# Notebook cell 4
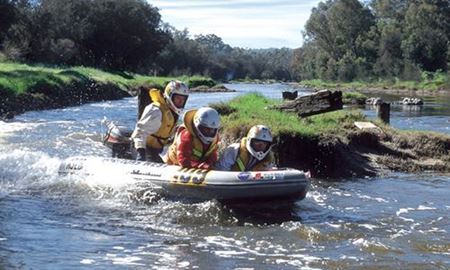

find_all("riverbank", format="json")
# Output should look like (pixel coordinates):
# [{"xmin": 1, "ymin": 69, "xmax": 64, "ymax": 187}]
[
  {"xmin": 190, "ymin": 84, "xmax": 236, "ymax": 92},
  {"xmin": 300, "ymin": 76, "xmax": 450, "ymax": 96},
  {"xmin": 0, "ymin": 62, "xmax": 215, "ymax": 119},
  {"xmin": 212, "ymin": 94, "xmax": 450, "ymax": 178}
]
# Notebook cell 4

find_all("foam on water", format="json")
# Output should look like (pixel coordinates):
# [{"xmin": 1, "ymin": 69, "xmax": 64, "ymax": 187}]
[
  {"xmin": 0, "ymin": 150, "xmax": 61, "ymax": 192},
  {"xmin": 0, "ymin": 120, "xmax": 44, "ymax": 134}
]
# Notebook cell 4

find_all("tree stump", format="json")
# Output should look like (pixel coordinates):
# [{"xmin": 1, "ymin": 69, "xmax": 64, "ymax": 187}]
[
  {"xmin": 376, "ymin": 102, "xmax": 390, "ymax": 124},
  {"xmin": 282, "ymin": 91, "xmax": 298, "ymax": 100}
]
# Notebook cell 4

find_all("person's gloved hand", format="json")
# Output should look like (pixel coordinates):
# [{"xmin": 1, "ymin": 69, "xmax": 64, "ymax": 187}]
[{"xmin": 136, "ymin": 148, "xmax": 146, "ymax": 161}]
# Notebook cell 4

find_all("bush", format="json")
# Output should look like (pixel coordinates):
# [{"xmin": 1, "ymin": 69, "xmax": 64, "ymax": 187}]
[
  {"xmin": 188, "ymin": 78, "xmax": 216, "ymax": 88},
  {"xmin": 209, "ymin": 102, "xmax": 236, "ymax": 116}
]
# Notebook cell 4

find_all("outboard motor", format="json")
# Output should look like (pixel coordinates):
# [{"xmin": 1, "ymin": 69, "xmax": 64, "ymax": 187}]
[{"xmin": 102, "ymin": 120, "xmax": 133, "ymax": 159}]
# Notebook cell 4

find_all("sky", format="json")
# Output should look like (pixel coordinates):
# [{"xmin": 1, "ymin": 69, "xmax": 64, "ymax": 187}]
[{"xmin": 149, "ymin": 0, "xmax": 322, "ymax": 49}]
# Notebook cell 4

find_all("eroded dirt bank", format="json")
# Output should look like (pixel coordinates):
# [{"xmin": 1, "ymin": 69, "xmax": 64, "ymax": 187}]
[
  {"xmin": 0, "ymin": 81, "xmax": 131, "ymax": 120},
  {"xmin": 280, "ymin": 129, "xmax": 449, "ymax": 178},
  {"xmin": 223, "ymin": 127, "xmax": 450, "ymax": 179}
]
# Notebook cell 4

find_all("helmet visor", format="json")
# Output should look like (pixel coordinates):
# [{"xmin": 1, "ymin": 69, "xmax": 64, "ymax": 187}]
[
  {"xmin": 198, "ymin": 125, "xmax": 218, "ymax": 138},
  {"xmin": 171, "ymin": 94, "xmax": 188, "ymax": 109},
  {"xmin": 250, "ymin": 139, "xmax": 271, "ymax": 153}
]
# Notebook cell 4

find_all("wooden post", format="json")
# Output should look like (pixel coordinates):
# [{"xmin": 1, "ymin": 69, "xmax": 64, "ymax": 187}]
[{"xmin": 376, "ymin": 102, "xmax": 390, "ymax": 124}]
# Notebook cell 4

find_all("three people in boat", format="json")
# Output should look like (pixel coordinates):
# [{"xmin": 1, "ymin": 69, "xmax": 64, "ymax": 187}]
[
  {"xmin": 131, "ymin": 80, "xmax": 189, "ymax": 162},
  {"xmin": 132, "ymin": 82, "xmax": 274, "ymax": 171}
]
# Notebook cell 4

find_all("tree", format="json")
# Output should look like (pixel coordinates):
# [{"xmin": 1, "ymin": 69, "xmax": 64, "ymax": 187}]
[
  {"xmin": 302, "ymin": 0, "xmax": 375, "ymax": 81},
  {"xmin": 374, "ymin": 22, "xmax": 403, "ymax": 77},
  {"xmin": 370, "ymin": 0, "xmax": 409, "ymax": 22},
  {"xmin": 305, "ymin": 0, "xmax": 375, "ymax": 59},
  {"xmin": 83, "ymin": 0, "xmax": 170, "ymax": 71},
  {"xmin": 0, "ymin": 0, "xmax": 17, "ymax": 46},
  {"xmin": 156, "ymin": 27, "xmax": 209, "ymax": 76},
  {"xmin": 3, "ymin": 0, "xmax": 170, "ymax": 70},
  {"xmin": 1, "ymin": 0, "xmax": 33, "ymax": 60},
  {"xmin": 401, "ymin": 0, "xmax": 450, "ymax": 71}
]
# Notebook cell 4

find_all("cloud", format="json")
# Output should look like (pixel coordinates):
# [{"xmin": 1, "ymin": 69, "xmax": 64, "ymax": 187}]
[{"xmin": 149, "ymin": 0, "xmax": 321, "ymax": 48}]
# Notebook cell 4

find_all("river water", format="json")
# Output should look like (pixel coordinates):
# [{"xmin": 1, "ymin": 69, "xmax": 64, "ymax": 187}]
[{"xmin": 0, "ymin": 83, "xmax": 449, "ymax": 269}]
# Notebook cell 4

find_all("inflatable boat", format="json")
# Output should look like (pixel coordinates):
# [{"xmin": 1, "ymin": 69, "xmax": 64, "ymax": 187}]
[{"xmin": 59, "ymin": 156, "xmax": 309, "ymax": 203}]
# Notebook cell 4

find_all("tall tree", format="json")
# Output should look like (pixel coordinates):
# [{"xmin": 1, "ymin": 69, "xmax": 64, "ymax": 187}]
[
  {"xmin": 374, "ymin": 22, "xmax": 403, "ymax": 77},
  {"xmin": 305, "ymin": 0, "xmax": 375, "ymax": 60},
  {"xmin": 83, "ymin": 0, "xmax": 170, "ymax": 71},
  {"xmin": 0, "ymin": 0, "xmax": 17, "ymax": 46},
  {"xmin": 401, "ymin": 0, "xmax": 450, "ymax": 71},
  {"xmin": 370, "ymin": 0, "xmax": 409, "ymax": 21}
]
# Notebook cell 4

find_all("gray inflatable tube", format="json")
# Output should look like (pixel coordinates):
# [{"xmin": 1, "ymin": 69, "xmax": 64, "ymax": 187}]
[{"xmin": 59, "ymin": 156, "xmax": 310, "ymax": 202}]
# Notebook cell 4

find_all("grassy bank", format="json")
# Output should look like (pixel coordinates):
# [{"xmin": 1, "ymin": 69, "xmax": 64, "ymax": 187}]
[
  {"xmin": 0, "ymin": 62, "xmax": 215, "ymax": 118},
  {"xmin": 0, "ymin": 62, "xmax": 214, "ymax": 95},
  {"xmin": 213, "ymin": 94, "xmax": 450, "ymax": 178},
  {"xmin": 301, "ymin": 72, "xmax": 450, "ymax": 92},
  {"xmin": 212, "ymin": 93, "xmax": 366, "ymax": 138}
]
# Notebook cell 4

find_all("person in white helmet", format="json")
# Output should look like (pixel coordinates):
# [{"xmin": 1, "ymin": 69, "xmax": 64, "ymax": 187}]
[
  {"xmin": 131, "ymin": 80, "xmax": 189, "ymax": 162},
  {"xmin": 216, "ymin": 125, "xmax": 274, "ymax": 171},
  {"xmin": 165, "ymin": 107, "xmax": 220, "ymax": 169}
]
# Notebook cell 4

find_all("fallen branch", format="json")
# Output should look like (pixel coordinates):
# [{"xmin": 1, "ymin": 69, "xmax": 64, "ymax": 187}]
[{"xmin": 270, "ymin": 90, "xmax": 343, "ymax": 117}]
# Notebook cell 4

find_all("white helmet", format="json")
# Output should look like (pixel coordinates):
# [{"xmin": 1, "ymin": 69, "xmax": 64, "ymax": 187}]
[
  {"xmin": 246, "ymin": 125, "xmax": 273, "ymax": 160},
  {"xmin": 163, "ymin": 80, "xmax": 189, "ymax": 115},
  {"xmin": 193, "ymin": 107, "xmax": 220, "ymax": 144}
]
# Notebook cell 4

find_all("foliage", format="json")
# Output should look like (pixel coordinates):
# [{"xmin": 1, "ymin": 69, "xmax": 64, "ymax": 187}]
[
  {"xmin": 0, "ymin": 0, "xmax": 16, "ymax": 45},
  {"xmin": 401, "ymin": 0, "xmax": 450, "ymax": 72},
  {"xmin": 0, "ymin": 0, "xmax": 298, "ymax": 81},
  {"xmin": 295, "ymin": 0, "xmax": 450, "ymax": 87},
  {"xmin": 1, "ymin": 0, "xmax": 169, "ymax": 71},
  {"xmin": 1, "ymin": 0, "xmax": 450, "ymax": 87},
  {"xmin": 187, "ymin": 78, "xmax": 216, "ymax": 88},
  {"xmin": 209, "ymin": 102, "xmax": 237, "ymax": 116},
  {"xmin": 301, "ymin": 71, "xmax": 450, "ymax": 91}
]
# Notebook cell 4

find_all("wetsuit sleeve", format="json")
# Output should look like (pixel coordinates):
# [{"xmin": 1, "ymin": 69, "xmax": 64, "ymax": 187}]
[{"xmin": 131, "ymin": 104, "xmax": 162, "ymax": 149}]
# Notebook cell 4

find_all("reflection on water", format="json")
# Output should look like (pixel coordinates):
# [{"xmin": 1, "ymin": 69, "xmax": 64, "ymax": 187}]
[{"xmin": 0, "ymin": 83, "xmax": 449, "ymax": 269}]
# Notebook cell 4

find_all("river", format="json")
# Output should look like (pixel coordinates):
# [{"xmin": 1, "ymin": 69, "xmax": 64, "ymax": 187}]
[{"xmin": 0, "ymin": 83, "xmax": 449, "ymax": 269}]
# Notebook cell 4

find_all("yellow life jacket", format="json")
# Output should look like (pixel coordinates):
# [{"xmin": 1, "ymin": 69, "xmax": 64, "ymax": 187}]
[
  {"xmin": 231, "ymin": 137, "xmax": 273, "ymax": 171},
  {"xmin": 145, "ymin": 89, "xmax": 177, "ymax": 149},
  {"xmin": 166, "ymin": 109, "xmax": 218, "ymax": 165}
]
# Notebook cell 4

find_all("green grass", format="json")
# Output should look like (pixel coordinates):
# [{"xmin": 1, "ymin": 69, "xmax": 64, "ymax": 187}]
[
  {"xmin": 0, "ymin": 62, "xmax": 213, "ymax": 95},
  {"xmin": 343, "ymin": 91, "xmax": 367, "ymax": 99},
  {"xmin": 301, "ymin": 73, "xmax": 450, "ymax": 92},
  {"xmin": 212, "ymin": 93, "xmax": 367, "ymax": 138}
]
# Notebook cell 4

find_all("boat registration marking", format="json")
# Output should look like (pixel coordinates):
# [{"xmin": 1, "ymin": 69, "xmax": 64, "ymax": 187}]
[
  {"xmin": 237, "ymin": 172, "xmax": 285, "ymax": 181},
  {"xmin": 253, "ymin": 172, "xmax": 285, "ymax": 181}
]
